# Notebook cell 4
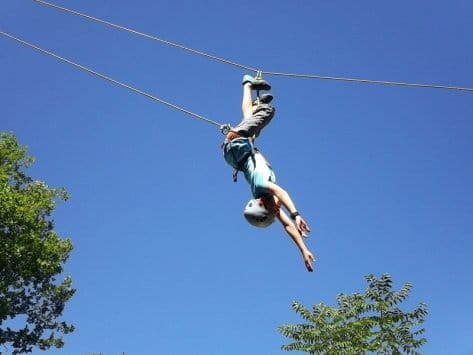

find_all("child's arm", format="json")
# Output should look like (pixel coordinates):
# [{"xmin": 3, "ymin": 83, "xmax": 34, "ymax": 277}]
[
  {"xmin": 266, "ymin": 182, "xmax": 311, "ymax": 236},
  {"xmin": 275, "ymin": 208, "xmax": 315, "ymax": 272},
  {"xmin": 265, "ymin": 182, "xmax": 315, "ymax": 271}
]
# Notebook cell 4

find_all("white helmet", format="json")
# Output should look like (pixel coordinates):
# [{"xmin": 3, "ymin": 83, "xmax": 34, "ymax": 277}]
[{"xmin": 243, "ymin": 198, "xmax": 275, "ymax": 228}]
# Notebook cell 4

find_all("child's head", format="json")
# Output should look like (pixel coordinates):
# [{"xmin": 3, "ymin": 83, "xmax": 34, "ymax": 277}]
[{"xmin": 243, "ymin": 196, "xmax": 277, "ymax": 228}]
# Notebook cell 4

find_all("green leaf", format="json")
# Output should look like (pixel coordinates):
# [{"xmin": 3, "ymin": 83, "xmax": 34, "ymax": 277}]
[
  {"xmin": 278, "ymin": 273, "xmax": 428, "ymax": 354},
  {"xmin": 0, "ymin": 132, "xmax": 75, "ymax": 353}
]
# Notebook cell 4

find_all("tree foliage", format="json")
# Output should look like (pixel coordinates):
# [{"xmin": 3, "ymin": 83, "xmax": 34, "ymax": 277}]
[
  {"xmin": 0, "ymin": 132, "xmax": 75, "ymax": 353},
  {"xmin": 278, "ymin": 274, "xmax": 427, "ymax": 354}
]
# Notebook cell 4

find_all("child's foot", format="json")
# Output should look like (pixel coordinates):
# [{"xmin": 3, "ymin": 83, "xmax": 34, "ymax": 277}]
[{"xmin": 242, "ymin": 74, "xmax": 271, "ymax": 91}]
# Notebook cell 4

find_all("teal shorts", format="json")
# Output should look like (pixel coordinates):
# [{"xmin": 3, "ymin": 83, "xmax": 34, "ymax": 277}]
[{"xmin": 223, "ymin": 137, "xmax": 277, "ymax": 198}]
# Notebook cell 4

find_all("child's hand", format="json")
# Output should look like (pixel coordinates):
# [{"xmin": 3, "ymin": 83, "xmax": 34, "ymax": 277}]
[
  {"xmin": 295, "ymin": 215, "xmax": 311, "ymax": 237},
  {"xmin": 303, "ymin": 251, "xmax": 315, "ymax": 272}
]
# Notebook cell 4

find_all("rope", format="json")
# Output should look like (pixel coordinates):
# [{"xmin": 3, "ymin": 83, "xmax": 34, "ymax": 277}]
[
  {"xmin": 33, "ymin": 0, "xmax": 473, "ymax": 93},
  {"xmin": 32, "ymin": 0, "xmax": 257, "ymax": 73},
  {"xmin": 0, "ymin": 30, "xmax": 224, "ymax": 129},
  {"xmin": 261, "ymin": 71, "xmax": 473, "ymax": 92}
]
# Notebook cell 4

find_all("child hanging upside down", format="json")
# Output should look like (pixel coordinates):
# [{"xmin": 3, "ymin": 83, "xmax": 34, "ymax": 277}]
[{"xmin": 222, "ymin": 74, "xmax": 315, "ymax": 272}]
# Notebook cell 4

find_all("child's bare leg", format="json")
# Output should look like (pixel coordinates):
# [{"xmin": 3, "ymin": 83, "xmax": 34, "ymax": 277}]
[{"xmin": 241, "ymin": 83, "xmax": 253, "ymax": 118}]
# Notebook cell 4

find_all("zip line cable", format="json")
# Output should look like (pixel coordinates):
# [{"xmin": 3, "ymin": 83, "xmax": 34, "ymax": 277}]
[
  {"xmin": 259, "ymin": 71, "xmax": 473, "ymax": 92},
  {"xmin": 32, "ymin": 0, "xmax": 256, "ymax": 73},
  {"xmin": 0, "ymin": 31, "xmax": 225, "ymax": 130},
  {"xmin": 33, "ymin": 0, "xmax": 473, "ymax": 93}
]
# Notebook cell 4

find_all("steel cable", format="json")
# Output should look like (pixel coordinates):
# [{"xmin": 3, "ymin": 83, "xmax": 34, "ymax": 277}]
[
  {"xmin": 33, "ymin": 0, "xmax": 473, "ymax": 93},
  {"xmin": 0, "ymin": 30, "xmax": 224, "ymax": 128}
]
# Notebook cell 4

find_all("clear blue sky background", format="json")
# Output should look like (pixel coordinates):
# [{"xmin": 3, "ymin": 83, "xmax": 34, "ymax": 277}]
[{"xmin": 1, "ymin": 1, "xmax": 472, "ymax": 354}]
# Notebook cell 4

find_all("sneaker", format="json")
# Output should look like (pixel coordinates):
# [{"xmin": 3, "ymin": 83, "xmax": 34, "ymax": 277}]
[
  {"xmin": 242, "ymin": 74, "xmax": 255, "ymax": 86},
  {"xmin": 242, "ymin": 74, "xmax": 271, "ymax": 91},
  {"xmin": 252, "ymin": 93, "xmax": 273, "ymax": 106}
]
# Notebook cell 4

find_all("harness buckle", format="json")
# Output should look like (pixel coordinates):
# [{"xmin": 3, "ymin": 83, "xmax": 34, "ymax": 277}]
[{"xmin": 220, "ymin": 123, "xmax": 231, "ymax": 135}]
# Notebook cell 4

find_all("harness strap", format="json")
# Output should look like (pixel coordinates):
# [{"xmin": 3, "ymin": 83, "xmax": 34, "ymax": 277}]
[
  {"xmin": 232, "ymin": 151, "xmax": 251, "ymax": 182},
  {"xmin": 247, "ymin": 135, "xmax": 257, "ymax": 156},
  {"xmin": 232, "ymin": 168, "xmax": 239, "ymax": 182}
]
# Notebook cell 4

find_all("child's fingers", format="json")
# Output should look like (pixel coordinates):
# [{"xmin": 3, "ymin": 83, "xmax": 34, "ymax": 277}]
[
  {"xmin": 305, "ymin": 260, "xmax": 314, "ymax": 272},
  {"xmin": 298, "ymin": 221, "xmax": 310, "ymax": 234}
]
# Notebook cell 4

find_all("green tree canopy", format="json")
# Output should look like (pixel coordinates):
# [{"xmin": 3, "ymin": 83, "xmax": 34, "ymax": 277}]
[
  {"xmin": 279, "ymin": 274, "xmax": 427, "ymax": 354},
  {"xmin": 0, "ymin": 132, "xmax": 75, "ymax": 354}
]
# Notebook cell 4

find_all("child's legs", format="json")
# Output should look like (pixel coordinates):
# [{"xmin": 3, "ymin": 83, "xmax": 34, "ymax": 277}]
[
  {"xmin": 241, "ymin": 83, "xmax": 253, "ymax": 118},
  {"xmin": 234, "ymin": 82, "xmax": 275, "ymax": 138}
]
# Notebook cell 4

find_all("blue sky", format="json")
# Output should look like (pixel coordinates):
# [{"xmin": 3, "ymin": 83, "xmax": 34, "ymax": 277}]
[{"xmin": 1, "ymin": 0, "xmax": 472, "ymax": 354}]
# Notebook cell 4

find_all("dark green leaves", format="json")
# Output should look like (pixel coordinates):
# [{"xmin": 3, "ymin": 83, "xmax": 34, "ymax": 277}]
[
  {"xmin": 0, "ymin": 132, "xmax": 75, "ymax": 354},
  {"xmin": 278, "ymin": 274, "xmax": 428, "ymax": 354}
]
